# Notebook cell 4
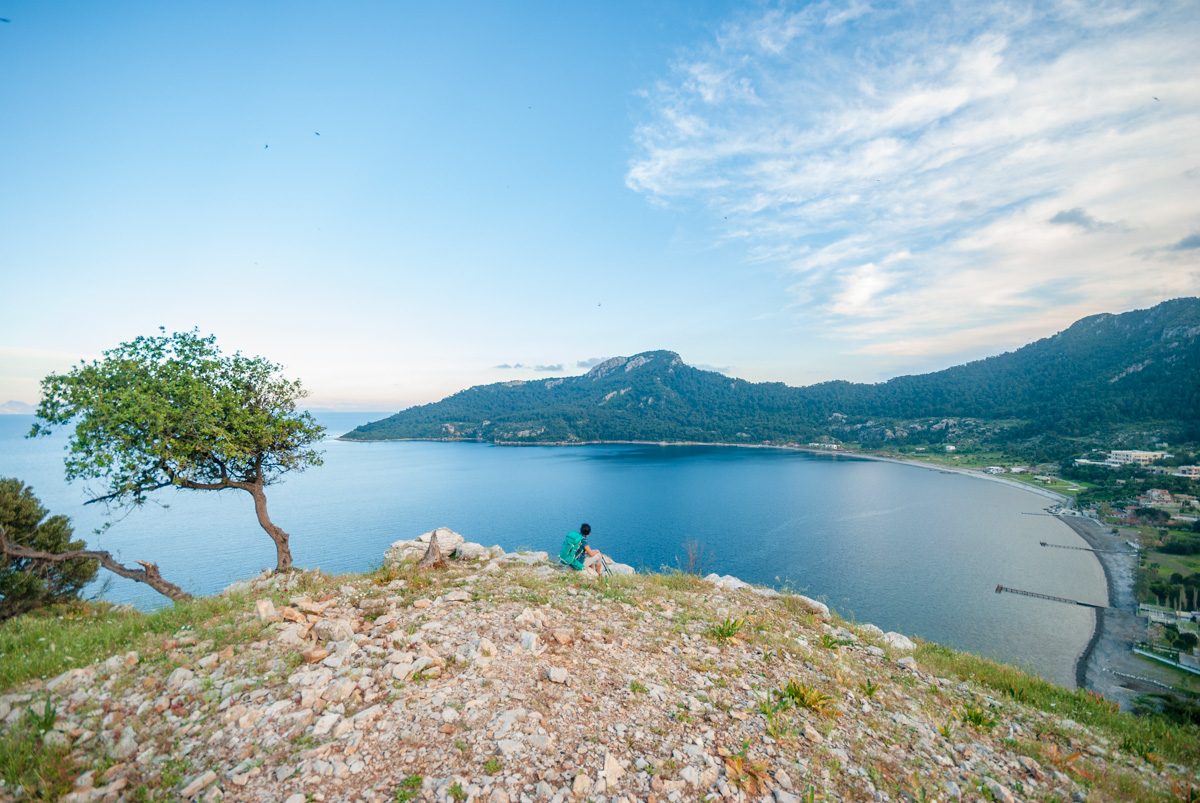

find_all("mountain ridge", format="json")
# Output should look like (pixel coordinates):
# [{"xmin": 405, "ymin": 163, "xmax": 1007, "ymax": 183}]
[{"xmin": 343, "ymin": 298, "xmax": 1200, "ymax": 456}]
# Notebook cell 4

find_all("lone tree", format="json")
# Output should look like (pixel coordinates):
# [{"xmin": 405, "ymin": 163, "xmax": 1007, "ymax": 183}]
[
  {"xmin": 0, "ymin": 478, "xmax": 99, "ymax": 621},
  {"xmin": 31, "ymin": 330, "xmax": 325, "ymax": 572}
]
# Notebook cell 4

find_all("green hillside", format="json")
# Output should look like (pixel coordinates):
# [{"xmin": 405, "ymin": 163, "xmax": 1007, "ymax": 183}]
[{"xmin": 343, "ymin": 298, "xmax": 1200, "ymax": 455}]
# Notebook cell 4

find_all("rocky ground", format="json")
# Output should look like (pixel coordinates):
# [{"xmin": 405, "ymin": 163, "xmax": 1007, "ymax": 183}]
[{"xmin": 0, "ymin": 529, "xmax": 1194, "ymax": 803}]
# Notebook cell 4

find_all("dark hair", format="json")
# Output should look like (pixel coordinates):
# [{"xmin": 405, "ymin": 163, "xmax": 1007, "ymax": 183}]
[{"xmin": 580, "ymin": 523, "xmax": 591, "ymax": 536}]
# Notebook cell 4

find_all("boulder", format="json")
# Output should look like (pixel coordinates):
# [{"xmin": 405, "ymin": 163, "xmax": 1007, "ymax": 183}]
[
  {"xmin": 385, "ymin": 527, "xmax": 466, "ymax": 564},
  {"xmin": 788, "ymin": 595, "xmax": 829, "ymax": 620},
  {"xmin": 454, "ymin": 542, "xmax": 492, "ymax": 561},
  {"xmin": 705, "ymin": 574, "xmax": 750, "ymax": 590},
  {"xmin": 313, "ymin": 619, "xmax": 356, "ymax": 642},
  {"xmin": 884, "ymin": 631, "xmax": 916, "ymax": 652}
]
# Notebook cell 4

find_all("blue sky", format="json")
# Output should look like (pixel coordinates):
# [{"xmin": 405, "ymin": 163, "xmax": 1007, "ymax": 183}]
[{"xmin": 2, "ymin": 1, "xmax": 1197, "ymax": 410}]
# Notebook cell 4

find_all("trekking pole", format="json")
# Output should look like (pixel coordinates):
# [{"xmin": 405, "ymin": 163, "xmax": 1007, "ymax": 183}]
[{"xmin": 600, "ymin": 555, "xmax": 614, "ymax": 578}]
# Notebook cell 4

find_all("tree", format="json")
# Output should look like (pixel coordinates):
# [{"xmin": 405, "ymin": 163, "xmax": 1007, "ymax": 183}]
[
  {"xmin": 0, "ymin": 478, "xmax": 98, "ymax": 621},
  {"xmin": 30, "ymin": 330, "xmax": 324, "ymax": 571}
]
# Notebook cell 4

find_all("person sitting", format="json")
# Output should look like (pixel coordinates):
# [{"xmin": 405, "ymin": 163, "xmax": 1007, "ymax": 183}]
[{"xmin": 558, "ymin": 523, "xmax": 602, "ymax": 576}]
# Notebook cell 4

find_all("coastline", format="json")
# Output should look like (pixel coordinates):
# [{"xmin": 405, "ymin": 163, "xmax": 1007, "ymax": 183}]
[
  {"xmin": 1055, "ymin": 515, "xmax": 1154, "ymax": 709},
  {"xmin": 338, "ymin": 436, "xmax": 1125, "ymax": 696}
]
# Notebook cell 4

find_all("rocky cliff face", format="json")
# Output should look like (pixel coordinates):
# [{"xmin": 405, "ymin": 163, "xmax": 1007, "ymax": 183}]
[{"xmin": 0, "ymin": 534, "xmax": 1194, "ymax": 802}]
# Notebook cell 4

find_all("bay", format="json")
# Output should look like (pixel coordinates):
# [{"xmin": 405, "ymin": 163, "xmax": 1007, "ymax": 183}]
[{"xmin": 0, "ymin": 411, "xmax": 1105, "ymax": 688}]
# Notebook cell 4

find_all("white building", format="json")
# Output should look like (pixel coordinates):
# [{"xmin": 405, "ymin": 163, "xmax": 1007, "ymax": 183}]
[
  {"xmin": 1176, "ymin": 466, "xmax": 1200, "ymax": 479},
  {"xmin": 1107, "ymin": 450, "xmax": 1169, "ymax": 467}
]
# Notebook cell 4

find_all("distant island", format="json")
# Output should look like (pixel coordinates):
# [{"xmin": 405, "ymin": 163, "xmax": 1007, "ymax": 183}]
[
  {"xmin": 343, "ymin": 298, "xmax": 1200, "ymax": 462},
  {"xmin": 0, "ymin": 400, "xmax": 35, "ymax": 415}
]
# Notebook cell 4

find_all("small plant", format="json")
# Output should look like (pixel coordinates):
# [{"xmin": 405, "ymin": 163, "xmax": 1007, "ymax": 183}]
[
  {"xmin": 780, "ymin": 679, "xmax": 835, "ymax": 715},
  {"xmin": 818, "ymin": 633, "xmax": 852, "ymax": 650},
  {"xmin": 447, "ymin": 781, "xmax": 467, "ymax": 802},
  {"xmin": 937, "ymin": 720, "xmax": 955, "ymax": 740},
  {"xmin": 859, "ymin": 679, "xmax": 878, "ymax": 699},
  {"xmin": 723, "ymin": 755, "xmax": 769, "ymax": 796},
  {"xmin": 393, "ymin": 774, "xmax": 423, "ymax": 803},
  {"xmin": 630, "ymin": 680, "xmax": 648, "ymax": 694},
  {"xmin": 25, "ymin": 695, "xmax": 58, "ymax": 735},
  {"xmin": 706, "ymin": 616, "xmax": 745, "ymax": 639},
  {"xmin": 1120, "ymin": 736, "xmax": 1162, "ymax": 768},
  {"xmin": 455, "ymin": 740, "xmax": 471, "ymax": 757},
  {"xmin": 958, "ymin": 705, "xmax": 997, "ymax": 732},
  {"xmin": 482, "ymin": 756, "xmax": 503, "ymax": 774}
]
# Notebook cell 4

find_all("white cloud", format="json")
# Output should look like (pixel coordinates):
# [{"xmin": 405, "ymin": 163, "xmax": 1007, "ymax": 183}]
[{"xmin": 628, "ymin": 0, "xmax": 1200, "ymax": 360}]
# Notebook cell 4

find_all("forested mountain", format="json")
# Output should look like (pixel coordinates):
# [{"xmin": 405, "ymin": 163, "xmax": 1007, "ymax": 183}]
[{"xmin": 343, "ymin": 298, "xmax": 1200, "ymax": 455}]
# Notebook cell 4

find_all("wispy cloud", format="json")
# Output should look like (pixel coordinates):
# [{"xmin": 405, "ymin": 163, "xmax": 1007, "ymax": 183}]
[
  {"xmin": 576, "ymin": 357, "xmax": 604, "ymax": 369},
  {"xmin": 495, "ymin": 363, "xmax": 563, "ymax": 372},
  {"xmin": 1169, "ymin": 232, "xmax": 1200, "ymax": 251},
  {"xmin": 1048, "ymin": 208, "xmax": 1128, "ymax": 233},
  {"xmin": 628, "ymin": 0, "xmax": 1200, "ymax": 360}
]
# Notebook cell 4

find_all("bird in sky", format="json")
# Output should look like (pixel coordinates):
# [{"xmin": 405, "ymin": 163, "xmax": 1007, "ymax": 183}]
[
  {"xmin": 1153, "ymin": 97, "xmax": 1159, "ymax": 101},
  {"xmin": 315, "ymin": 132, "xmax": 320, "ymax": 135},
  {"xmin": 0, "ymin": 18, "xmax": 10, "ymax": 22},
  {"xmin": 264, "ymin": 144, "xmax": 268, "ymax": 148}
]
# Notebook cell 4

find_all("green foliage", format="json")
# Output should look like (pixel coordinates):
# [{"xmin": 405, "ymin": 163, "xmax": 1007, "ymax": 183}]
[
  {"xmin": 629, "ymin": 680, "xmax": 648, "ymax": 694},
  {"xmin": 706, "ymin": 616, "xmax": 745, "ymax": 639},
  {"xmin": 447, "ymin": 782, "xmax": 466, "ymax": 802},
  {"xmin": 343, "ymin": 300, "xmax": 1200, "ymax": 454},
  {"xmin": 959, "ymin": 705, "xmax": 998, "ymax": 731},
  {"xmin": 393, "ymin": 774, "xmax": 423, "ymax": 803},
  {"xmin": 30, "ymin": 330, "xmax": 324, "ymax": 570},
  {"xmin": 482, "ymin": 756, "xmax": 502, "ymax": 774},
  {"xmin": 0, "ymin": 479, "xmax": 98, "ymax": 622},
  {"xmin": 859, "ymin": 678, "xmax": 878, "ymax": 698},
  {"xmin": 779, "ymin": 678, "xmax": 835, "ymax": 715},
  {"xmin": 818, "ymin": 633, "xmax": 853, "ymax": 649}
]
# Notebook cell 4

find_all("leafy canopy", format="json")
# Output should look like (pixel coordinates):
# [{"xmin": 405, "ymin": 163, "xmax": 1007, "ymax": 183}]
[
  {"xmin": 31, "ymin": 330, "xmax": 324, "ymax": 505},
  {"xmin": 0, "ymin": 478, "xmax": 98, "ymax": 622}
]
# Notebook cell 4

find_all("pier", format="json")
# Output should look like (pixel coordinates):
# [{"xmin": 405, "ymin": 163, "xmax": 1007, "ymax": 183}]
[{"xmin": 994, "ymin": 584, "xmax": 1109, "ymax": 609}]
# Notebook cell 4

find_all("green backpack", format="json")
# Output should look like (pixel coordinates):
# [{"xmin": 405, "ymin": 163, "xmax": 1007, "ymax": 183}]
[{"xmin": 558, "ymin": 530, "xmax": 586, "ymax": 569}]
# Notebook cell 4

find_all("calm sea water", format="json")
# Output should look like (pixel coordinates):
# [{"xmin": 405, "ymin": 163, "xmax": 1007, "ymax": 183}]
[{"xmin": 0, "ymin": 412, "xmax": 1105, "ymax": 687}]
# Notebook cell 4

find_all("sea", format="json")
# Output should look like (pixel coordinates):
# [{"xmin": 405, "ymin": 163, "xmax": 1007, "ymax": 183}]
[{"xmin": 0, "ymin": 412, "xmax": 1107, "ymax": 688}]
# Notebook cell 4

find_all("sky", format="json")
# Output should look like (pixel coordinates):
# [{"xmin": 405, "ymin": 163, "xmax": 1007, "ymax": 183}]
[{"xmin": 1, "ymin": 0, "xmax": 1197, "ymax": 411}]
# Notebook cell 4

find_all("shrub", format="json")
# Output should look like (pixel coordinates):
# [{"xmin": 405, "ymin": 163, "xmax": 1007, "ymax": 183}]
[{"xmin": 0, "ymin": 478, "xmax": 98, "ymax": 622}]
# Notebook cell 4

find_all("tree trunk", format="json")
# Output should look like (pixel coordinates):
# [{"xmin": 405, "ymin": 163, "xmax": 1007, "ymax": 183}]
[
  {"xmin": 417, "ymin": 531, "xmax": 446, "ymax": 569},
  {"xmin": 0, "ymin": 525, "xmax": 193, "ymax": 603},
  {"xmin": 248, "ymin": 483, "xmax": 292, "ymax": 572}
]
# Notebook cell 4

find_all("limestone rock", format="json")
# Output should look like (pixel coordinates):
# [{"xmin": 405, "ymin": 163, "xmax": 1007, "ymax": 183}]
[
  {"xmin": 603, "ymin": 751, "xmax": 626, "ymax": 786},
  {"xmin": 547, "ymin": 667, "xmax": 568, "ymax": 684},
  {"xmin": 313, "ymin": 619, "xmax": 355, "ymax": 642},
  {"xmin": 454, "ymin": 542, "xmax": 492, "ymax": 561},
  {"xmin": 793, "ymin": 595, "xmax": 830, "ymax": 620},
  {"xmin": 254, "ymin": 599, "xmax": 279, "ymax": 623},
  {"xmin": 884, "ymin": 632, "xmax": 916, "ymax": 652},
  {"xmin": 180, "ymin": 769, "xmax": 217, "ymax": 798},
  {"xmin": 385, "ymin": 527, "xmax": 466, "ymax": 564}
]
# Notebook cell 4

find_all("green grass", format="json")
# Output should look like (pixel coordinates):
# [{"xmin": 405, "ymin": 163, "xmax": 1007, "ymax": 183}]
[
  {"xmin": 0, "ymin": 595, "xmax": 264, "ymax": 692},
  {"xmin": 0, "ymin": 708, "xmax": 77, "ymax": 801},
  {"xmin": 1146, "ymin": 549, "xmax": 1200, "ymax": 579},
  {"xmin": 482, "ymin": 756, "xmax": 502, "ymax": 774},
  {"xmin": 915, "ymin": 641, "xmax": 1200, "ymax": 765}
]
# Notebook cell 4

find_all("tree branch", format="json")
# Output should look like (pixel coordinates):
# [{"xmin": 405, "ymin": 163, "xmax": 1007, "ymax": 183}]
[
  {"xmin": 84, "ymin": 481, "xmax": 175, "ymax": 506},
  {"xmin": 0, "ymin": 525, "xmax": 193, "ymax": 602}
]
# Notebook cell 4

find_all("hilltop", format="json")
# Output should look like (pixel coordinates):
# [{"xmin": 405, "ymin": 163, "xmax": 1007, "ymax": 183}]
[
  {"xmin": 1, "ymin": 532, "xmax": 1196, "ymax": 802},
  {"xmin": 343, "ymin": 298, "xmax": 1200, "ymax": 457}
]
